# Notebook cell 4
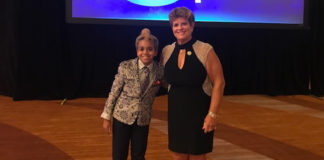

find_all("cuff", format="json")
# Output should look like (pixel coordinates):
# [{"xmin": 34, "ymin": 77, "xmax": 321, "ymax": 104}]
[{"xmin": 101, "ymin": 112, "xmax": 111, "ymax": 120}]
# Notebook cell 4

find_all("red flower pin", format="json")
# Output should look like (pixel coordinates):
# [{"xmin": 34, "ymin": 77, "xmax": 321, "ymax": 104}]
[{"xmin": 154, "ymin": 80, "xmax": 161, "ymax": 86}]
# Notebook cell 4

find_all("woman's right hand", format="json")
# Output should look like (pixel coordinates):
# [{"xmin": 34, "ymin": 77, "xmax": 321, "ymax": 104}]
[
  {"xmin": 202, "ymin": 114, "xmax": 217, "ymax": 133},
  {"xmin": 103, "ymin": 119, "xmax": 112, "ymax": 135}
]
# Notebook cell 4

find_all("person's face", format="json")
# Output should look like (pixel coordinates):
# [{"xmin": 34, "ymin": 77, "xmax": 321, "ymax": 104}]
[
  {"xmin": 172, "ymin": 17, "xmax": 194, "ymax": 44},
  {"xmin": 137, "ymin": 40, "xmax": 157, "ymax": 66}
]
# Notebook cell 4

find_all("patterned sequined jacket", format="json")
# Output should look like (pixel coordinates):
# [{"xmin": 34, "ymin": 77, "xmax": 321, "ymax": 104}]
[{"xmin": 101, "ymin": 58, "xmax": 164, "ymax": 126}]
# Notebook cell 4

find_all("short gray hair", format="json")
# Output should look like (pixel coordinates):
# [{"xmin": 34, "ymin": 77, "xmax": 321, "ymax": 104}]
[{"xmin": 169, "ymin": 7, "xmax": 195, "ymax": 26}]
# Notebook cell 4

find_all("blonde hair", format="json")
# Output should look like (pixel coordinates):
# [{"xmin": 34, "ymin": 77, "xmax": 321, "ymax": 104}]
[
  {"xmin": 169, "ymin": 7, "xmax": 195, "ymax": 26},
  {"xmin": 135, "ymin": 28, "xmax": 159, "ymax": 51}
]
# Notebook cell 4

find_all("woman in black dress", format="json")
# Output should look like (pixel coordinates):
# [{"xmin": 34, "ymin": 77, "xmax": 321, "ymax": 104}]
[{"xmin": 161, "ymin": 7, "xmax": 225, "ymax": 160}]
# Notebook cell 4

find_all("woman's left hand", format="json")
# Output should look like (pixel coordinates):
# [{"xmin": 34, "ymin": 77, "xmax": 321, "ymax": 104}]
[{"xmin": 202, "ymin": 114, "xmax": 218, "ymax": 133}]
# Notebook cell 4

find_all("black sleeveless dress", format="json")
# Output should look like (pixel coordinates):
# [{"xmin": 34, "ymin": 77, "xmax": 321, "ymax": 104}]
[{"xmin": 164, "ymin": 38, "xmax": 213, "ymax": 154}]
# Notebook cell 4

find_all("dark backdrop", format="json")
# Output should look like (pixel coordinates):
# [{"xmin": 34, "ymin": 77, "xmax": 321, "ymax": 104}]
[{"xmin": 1, "ymin": 0, "xmax": 323, "ymax": 100}]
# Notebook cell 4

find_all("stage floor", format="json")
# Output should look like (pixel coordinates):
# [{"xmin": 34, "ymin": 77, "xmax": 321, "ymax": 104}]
[{"xmin": 1, "ymin": 95, "xmax": 324, "ymax": 160}]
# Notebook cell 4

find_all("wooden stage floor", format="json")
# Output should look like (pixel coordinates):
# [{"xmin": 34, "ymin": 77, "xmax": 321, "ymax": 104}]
[{"xmin": 1, "ymin": 94, "xmax": 324, "ymax": 160}]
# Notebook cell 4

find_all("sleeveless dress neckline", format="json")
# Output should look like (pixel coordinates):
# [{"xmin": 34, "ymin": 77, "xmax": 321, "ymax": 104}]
[{"xmin": 176, "ymin": 37, "xmax": 197, "ymax": 50}]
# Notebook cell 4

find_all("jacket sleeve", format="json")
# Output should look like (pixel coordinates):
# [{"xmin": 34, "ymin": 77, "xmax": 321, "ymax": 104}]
[{"xmin": 101, "ymin": 62, "xmax": 125, "ymax": 120}]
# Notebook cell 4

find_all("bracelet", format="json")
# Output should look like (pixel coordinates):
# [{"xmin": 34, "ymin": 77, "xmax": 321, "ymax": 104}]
[{"xmin": 208, "ymin": 111, "xmax": 217, "ymax": 119}]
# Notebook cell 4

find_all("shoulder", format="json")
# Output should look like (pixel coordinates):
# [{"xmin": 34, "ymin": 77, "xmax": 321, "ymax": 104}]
[
  {"xmin": 193, "ymin": 40, "xmax": 215, "ymax": 66},
  {"xmin": 193, "ymin": 40, "xmax": 213, "ymax": 53},
  {"xmin": 117, "ymin": 58, "xmax": 137, "ymax": 72},
  {"xmin": 162, "ymin": 42, "xmax": 176, "ymax": 55},
  {"xmin": 161, "ymin": 42, "xmax": 176, "ymax": 65}
]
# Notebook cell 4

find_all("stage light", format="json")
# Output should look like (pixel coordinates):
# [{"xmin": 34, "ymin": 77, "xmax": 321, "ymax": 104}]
[{"xmin": 127, "ymin": 0, "xmax": 178, "ymax": 7}]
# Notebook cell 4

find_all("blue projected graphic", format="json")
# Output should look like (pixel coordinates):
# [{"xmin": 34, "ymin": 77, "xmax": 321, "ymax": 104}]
[
  {"xmin": 72, "ymin": 0, "xmax": 304, "ymax": 24},
  {"xmin": 128, "ymin": 0, "xmax": 178, "ymax": 7}
]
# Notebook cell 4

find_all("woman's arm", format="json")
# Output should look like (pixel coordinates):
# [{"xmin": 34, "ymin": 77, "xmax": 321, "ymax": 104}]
[
  {"xmin": 159, "ymin": 47, "xmax": 170, "ymax": 89},
  {"xmin": 202, "ymin": 49, "xmax": 225, "ymax": 133}
]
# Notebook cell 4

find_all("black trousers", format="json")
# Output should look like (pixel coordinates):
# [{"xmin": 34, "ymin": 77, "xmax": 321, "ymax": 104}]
[{"xmin": 112, "ymin": 118, "xmax": 149, "ymax": 160}]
